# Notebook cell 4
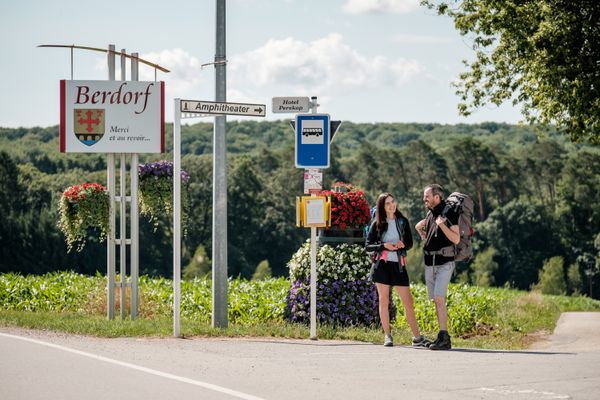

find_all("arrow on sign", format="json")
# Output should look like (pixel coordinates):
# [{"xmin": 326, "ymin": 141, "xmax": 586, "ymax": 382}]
[
  {"xmin": 290, "ymin": 120, "xmax": 342, "ymax": 142},
  {"xmin": 181, "ymin": 100, "xmax": 266, "ymax": 117}
]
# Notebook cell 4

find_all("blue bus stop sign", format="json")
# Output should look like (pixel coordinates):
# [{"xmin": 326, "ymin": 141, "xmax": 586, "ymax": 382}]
[{"xmin": 295, "ymin": 113, "xmax": 330, "ymax": 168}]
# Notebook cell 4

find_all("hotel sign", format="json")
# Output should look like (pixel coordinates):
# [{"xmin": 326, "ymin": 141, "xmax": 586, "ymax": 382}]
[{"xmin": 60, "ymin": 80, "xmax": 165, "ymax": 153}]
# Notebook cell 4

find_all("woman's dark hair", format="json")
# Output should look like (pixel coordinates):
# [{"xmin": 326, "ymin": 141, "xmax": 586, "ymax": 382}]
[{"xmin": 375, "ymin": 192, "xmax": 404, "ymax": 232}]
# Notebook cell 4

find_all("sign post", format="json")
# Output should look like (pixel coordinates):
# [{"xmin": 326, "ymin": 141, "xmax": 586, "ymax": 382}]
[
  {"xmin": 172, "ymin": 98, "xmax": 266, "ymax": 337},
  {"xmin": 296, "ymin": 195, "xmax": 331, "ymax": 339},
  {"xmin": 273, "ymin": 95, "xmax": 342, "ymax": 339},
  {"xmin": 58, "ymin": 46, "xmax": 166, "ymax": 321}
]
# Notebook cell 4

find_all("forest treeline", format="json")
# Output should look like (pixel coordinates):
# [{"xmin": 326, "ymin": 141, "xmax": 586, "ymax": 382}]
[{"xmin": 1, "ymin": 121, "xmax": 599, "ymax": 297}]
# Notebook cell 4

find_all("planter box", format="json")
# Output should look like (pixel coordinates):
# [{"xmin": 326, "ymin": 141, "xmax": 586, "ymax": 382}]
[{"xmin": 318, "ymin": 226, "xmax": 365, "ymax": 246}]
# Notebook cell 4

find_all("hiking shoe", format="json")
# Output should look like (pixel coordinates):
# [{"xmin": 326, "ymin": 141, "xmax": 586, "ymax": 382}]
[
  {"xmin": 412, "ymin": 335, "xmax": 432, "ymax": 348},
  {"xmin": 384, "ymin": 334, "xmax": 393, "ymax": 347},
  {"xmin": 429, "ymin": 331, "xmax": 451, "ymax": 350}
]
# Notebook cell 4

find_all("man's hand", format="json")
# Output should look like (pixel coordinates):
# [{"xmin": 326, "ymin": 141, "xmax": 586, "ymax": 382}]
[
  {"xmin": 415, "ymin": 219, "xmax": 427, "ymax": 240},
  {"xmin": 436, "ymin": 216, "xmax": 460, "ymax": 245}
]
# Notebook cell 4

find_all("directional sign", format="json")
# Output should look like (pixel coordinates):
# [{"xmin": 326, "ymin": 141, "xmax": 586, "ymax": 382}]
[
  {"xmin": 180, "ymin": 100, "xmax": 265, "ymax": 117},
  {"xmin": 295, "ymin": 113, "xmax": 330, "ymax": 168},
  {"xmin": 272, "ymin": 96, "xmax": 310, "ymax": 114}
]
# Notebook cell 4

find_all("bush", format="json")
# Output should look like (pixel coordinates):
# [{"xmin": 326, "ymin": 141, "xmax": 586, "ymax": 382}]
[
  {"xmin": 536, "ymin": 256, "xmax": 567, "ymax": 295},
  {"xmin": 183, "ymin": 244, "xmax": 211, "ymax": 280},
  {"xmin": 252, "ymin": 260, "xmax": 272, "ymax": 280},
  {"xmin": 286, "ymin": 241, "xmax": 394, "ymax": 326}
]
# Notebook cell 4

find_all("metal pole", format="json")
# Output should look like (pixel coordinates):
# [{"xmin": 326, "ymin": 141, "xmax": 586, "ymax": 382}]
[
  {"xmin": 130, "ymin": 52, "xmax": 139, "ymax": 319},
  {"xmin": 107, "ymin": 44, "xmax": 116, "ymax": 320},
  {"xmin": 309, "ymin": 96, "xmax": 318, "ymax": 339},
  {"xmin": 119, "ymin": 153, "xmax": 127, "ymax": 319},
  {"xmin": 119, "ymin": 49, "xmax": 127, "ymax": 320},
  {"xmin": 212, "ymin": 0, "xmax": 228, "ymax": 328},
  {"xmin": 310, "ymin": 226, "xmax": 317, "ymax": 339},
  {"xmin": 173, "ymin": 99, "xmax": 182, "ymax": 338}
]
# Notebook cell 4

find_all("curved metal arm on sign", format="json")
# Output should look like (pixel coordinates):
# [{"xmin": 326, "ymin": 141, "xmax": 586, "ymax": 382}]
[{"xmin": 38, "ymin": 44, "xmax": 170, "ymax": 73}]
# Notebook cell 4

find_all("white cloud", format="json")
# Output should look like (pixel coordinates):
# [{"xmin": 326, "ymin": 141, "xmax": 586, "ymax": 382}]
[
  {"xmin": 342, "ymin": 0, "xmax": 420, "ymax": 15},
  {"xmin": 391, "ymin": 33, "xmax": 453, "ymax": 45},
  {"xmin": 139, "ymin": 48, "xmax": 208, "ymax": 95},
  {"xmin": 229, "ymin": 33, "xmax": 422, "ymax": 95}
]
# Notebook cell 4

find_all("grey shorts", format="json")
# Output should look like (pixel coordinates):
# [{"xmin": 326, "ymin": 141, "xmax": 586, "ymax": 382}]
[{"xmin": 425, "ymin": 261, "xmax": 455, "ymax": 299}]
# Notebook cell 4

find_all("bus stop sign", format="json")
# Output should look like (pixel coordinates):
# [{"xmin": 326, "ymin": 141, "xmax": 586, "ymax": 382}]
[{"xmin": 295, "ymin": 113, "xmax": 330, "ymax": 168}]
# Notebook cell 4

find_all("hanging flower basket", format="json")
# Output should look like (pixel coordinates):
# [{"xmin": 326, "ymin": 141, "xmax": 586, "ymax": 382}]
[
  {"xmin": 58, "ymin": 183, "xmax": 110, "ymax": 252},
  {"xmin": 138, "ymin": 160, "xmax": 190, "ymax": 231}
]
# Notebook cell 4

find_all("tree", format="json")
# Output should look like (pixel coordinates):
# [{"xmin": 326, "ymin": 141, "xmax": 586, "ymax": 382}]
[
  {"xmin": 424, "ymin": 0, "xmax": 600, "ymax": 143},
  {"xmin": 471, "ymin": 247, "xmax": 498, "ymax": 287},
  {"xmin": 535, "ymin": 256, "xmax": 567, "ymax": 295},
  {"xmin": 476, "ymin": 199, "xmax": 561, "ymax": 289},
  {"xmin": 567, "ymin": 263, "xmax": 582, "ymax": 295},
  {"xmin": 227, "ymin": 156, "xmax": 266, "ymax": 278},
  {"xmin": 555, "ymin": 150, "xmax": 600, "ymax": 263},
  {"xmin": 444, "ymin": 137, "xmax": 498, "ymax": 220}
]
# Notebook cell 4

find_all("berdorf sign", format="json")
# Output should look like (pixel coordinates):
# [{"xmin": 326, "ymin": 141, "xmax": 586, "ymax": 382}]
[{"xmin": 60, "ymin": 80, "xmax": 165, "ymax": 153}]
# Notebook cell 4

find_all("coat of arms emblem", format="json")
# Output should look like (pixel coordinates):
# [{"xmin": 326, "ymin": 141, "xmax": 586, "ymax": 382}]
[{"xmin": 74, "ymin": 109, "xmax": 105, "ymax": 146}]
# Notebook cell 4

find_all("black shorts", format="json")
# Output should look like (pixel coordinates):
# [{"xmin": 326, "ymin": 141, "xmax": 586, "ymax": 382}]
[{"xmin": 372, "ymin": 260, "xmax": 410, "ymax": 286}]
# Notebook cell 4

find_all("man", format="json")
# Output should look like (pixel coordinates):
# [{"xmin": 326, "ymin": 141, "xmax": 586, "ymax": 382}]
[{"xmin": 415, "ymin": 184, "xmax": 460, "ymax": 350}]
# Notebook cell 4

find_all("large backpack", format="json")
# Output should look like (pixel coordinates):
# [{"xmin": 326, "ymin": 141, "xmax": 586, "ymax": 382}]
[{"xmin": 442, "ymin": 192, "xmax": 474, "ymax": 262}]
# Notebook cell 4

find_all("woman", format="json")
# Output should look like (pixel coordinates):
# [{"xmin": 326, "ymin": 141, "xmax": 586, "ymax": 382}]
[{"xmin": 366, "ymin": 192, "xmax": 430, "ymax": 347}]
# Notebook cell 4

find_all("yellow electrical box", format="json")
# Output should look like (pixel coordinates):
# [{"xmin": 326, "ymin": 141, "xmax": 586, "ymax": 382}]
[{"xmin": 296, "ymin": 196, "xmax": 331, "ymax": 228}]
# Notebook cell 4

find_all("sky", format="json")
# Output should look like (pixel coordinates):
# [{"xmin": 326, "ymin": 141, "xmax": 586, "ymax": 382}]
[{"xmin": 0, "ymin": 0, "xmax": 524, "ymax": 128}]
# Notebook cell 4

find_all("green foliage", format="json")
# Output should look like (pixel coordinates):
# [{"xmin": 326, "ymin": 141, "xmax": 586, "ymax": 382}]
[
  {"xmin": 476, "ymin": 199, "xmax": 561, "ymax": 289},
  {"xmin": 1, "ymin": 123, "xmax": 599, "ymax": 293},
  {"xmin": 423, "ymin": 0, "xmax": 600, "ymax": 143},
  {"xmin": 471, "ymin": 247, "xmax": 498, "ymax": 287},
  {"xmin": 0, "ymin": 271, "xmax": 100, "ymax": 312},
  {"xmin": 2, "ymin": 272, "xmax": 600, "ymax": 345},
  {"xmin": 183, "ymin": 244, "xmax": 211, "ymax": 280},
  {"xmin": 567, "ymin": 263, "xmax": 582, "ymax": 295},
  {"xmin": 57, "ymin": 183, "xmax": 110, "ymax": 252},
  {"xmin": 535, "ymin": 257, "xmax": 567, "ymax": 295},
  {"xmin": 252, "ymin": 260, "xmax": 272, "ymax": 280}
]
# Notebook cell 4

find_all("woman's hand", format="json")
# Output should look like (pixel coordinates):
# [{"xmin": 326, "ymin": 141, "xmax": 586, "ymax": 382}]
[
  {"xmin": 395, "ymin": 240, "xmax": 405, "ymax": 249},
  {"xmin": 383, "ymin": 242, "xmax": 398, "ymax": 251}
]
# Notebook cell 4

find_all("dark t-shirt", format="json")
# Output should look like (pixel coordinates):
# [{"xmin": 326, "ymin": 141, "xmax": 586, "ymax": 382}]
[{"xmin": 423, "ymin": 201, "xmax": 459, "ymax": 266}]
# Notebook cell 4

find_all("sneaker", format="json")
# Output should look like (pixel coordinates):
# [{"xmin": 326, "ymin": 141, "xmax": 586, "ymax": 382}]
[
  {"xmin": 429, "ymin": 331, "xmax": 451, "ymax": 350},
  {"xmin": 384, "ymin": 334, "xmax": 393, "ymax": 347},
  {"xmin": 412, "ymin": 335, "xmax": 432, "ymax": 348}
]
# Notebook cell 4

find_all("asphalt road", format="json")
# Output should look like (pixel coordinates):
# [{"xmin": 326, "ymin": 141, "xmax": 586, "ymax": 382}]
[{"xmin": 1, "ymin": 312, "xmax": 599, "ymax": 400}]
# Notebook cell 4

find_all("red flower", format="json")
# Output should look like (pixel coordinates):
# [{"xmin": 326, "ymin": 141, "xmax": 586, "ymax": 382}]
[{"xmin": 323, "ymin": 182, "xmax": 370, "ymax": 229}]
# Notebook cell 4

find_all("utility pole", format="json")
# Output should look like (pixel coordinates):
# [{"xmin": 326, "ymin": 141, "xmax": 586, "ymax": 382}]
[{"xmin": 212, "ymin": 0, "xmax": 228, "ymax": 328}]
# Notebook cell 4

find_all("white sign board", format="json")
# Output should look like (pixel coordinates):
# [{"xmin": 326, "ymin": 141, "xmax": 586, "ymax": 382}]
[
  {"xmin": 180, "ymin": 100, "xmax": 266, "ymax": 117},
  {"xmin": 305, "ymin": 198, "xmax": 326, "ymax": 226},
  {"xmin": 60, "ymin": 80, "xmax": 164, "ymax": 153},
  {"xmin": 304, "ymin": 168, "xmax": 322, "ymax": 194},
  {"xmin": 271, "ymin": 96, "xmax": 310, "ymax": 114}
]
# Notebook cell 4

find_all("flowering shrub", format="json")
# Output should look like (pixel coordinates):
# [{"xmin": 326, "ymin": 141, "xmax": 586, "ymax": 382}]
[
  {"xmin": 58, "ymin": 183, "xmax": 110, "ymax": 252},
  {"xmin": 320, "ymin": 182, "xmax": 370, "ymax": 230},
  {"xmin": 288, "ymin": 242, "xmax": 371, "ymax": 283},
  {"xmin": 286, "ymin": 241, "xmax": 396, "ymax": 326},
  {"xmin": 138, "ymin": 160, "xmax": 190, "ymax": 230}
]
